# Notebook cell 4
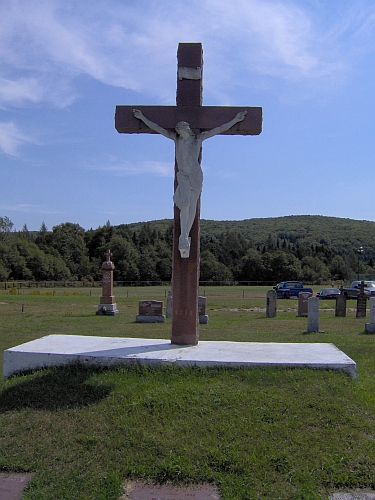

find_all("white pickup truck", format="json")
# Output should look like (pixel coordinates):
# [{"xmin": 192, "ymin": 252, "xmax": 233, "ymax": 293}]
[{"xmin": 342, "ymin": 281, "xmax": 375, "ymax": 299}]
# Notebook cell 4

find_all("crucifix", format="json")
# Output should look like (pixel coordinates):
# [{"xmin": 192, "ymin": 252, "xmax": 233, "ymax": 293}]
[{"xmin": 115, "ymin": 43, "xmax": 262, "ymax": 345}]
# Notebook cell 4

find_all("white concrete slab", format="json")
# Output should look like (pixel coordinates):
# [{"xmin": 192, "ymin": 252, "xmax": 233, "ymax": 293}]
[{"xmin": 3, "ymin": 335, "xmax": 357, "ymax": 379}]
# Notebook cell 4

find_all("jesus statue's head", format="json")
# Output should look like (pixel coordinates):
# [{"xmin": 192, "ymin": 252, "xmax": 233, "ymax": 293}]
[{"xmin": 175, "ymin": 121, "xmax": 195, "ymax": 137}]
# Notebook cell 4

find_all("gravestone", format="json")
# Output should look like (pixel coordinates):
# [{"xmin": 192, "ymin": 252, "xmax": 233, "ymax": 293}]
[
  {"xmin": 330, "ymin": 491, "xmax": 375, "ymax": 499},
  {"xmin": 335, "ymin": 293, "xmax": 346, "ymax": 317},
  {"xmin": 266, "ymin": 289, "xmax": 277, "ymax": 318},
  {"xmin": 0, "ymin": 473, "xmax": 33, "ymax": 500},
  {"xmin": 115, "ymin": 42, "xmax": 262, "ymax": 345},
  {"xmin": 96, "ymin": 249, "xmax": 119, "ymax": 316},
  {"xmin": 307, "ymin": 296, "xmax": 320, "ymax": 332},
  {"xmin": 166, "ymin": 291, "xmax": 172, "ymax": 318},
  {"xmin": 136, "ymin": 300, "xmax": 166, "ymax": 323},
  {"xmin": 356, "ymin": 282, "xmax": 367, "ymax": 318},
  {"xmin": 298, "ymin": 291, "xmax": 312, "ymax": 317},
  {"xmin": 198, "ymin": 295, "xmax": 209, "ymax": 324},
  {"xmin": 123, "ymin": 481, "xmax": 220, "ymax": 499},
  {"xmin": 365, "ymin": 296, "xmax": 375, "ymax": 333}
]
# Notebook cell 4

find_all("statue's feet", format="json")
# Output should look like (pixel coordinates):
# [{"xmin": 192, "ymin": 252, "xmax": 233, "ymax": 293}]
[{"xmin": 179, "ymin": 236, "xmax": 191, "ymax": 258}]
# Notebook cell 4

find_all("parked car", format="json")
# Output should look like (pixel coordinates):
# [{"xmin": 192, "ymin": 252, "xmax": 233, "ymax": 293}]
[
  {"xmin": 274, "ymin": 281, "xmax": 313, "ymax": 299},
  {"xmin": 316, "ymin": 288, "xmax": 341, "ymax": 299},
  {"xmin": 342, "ymin": 281, "xmax": 375, "ymax": 299}
]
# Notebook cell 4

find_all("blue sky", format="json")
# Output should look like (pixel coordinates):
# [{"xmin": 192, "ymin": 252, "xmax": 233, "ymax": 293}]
[{"xmin": 1, "ymin": 0, "xmax": 375, "ymax": 231}]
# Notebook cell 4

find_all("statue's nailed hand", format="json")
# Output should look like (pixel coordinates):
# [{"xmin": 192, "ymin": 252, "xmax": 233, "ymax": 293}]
[
  {"xmin": 133, "ymin": 109, "xmax": 143, "ymax": 119},
  {"xmin": 236, "ymin": 110, "xmax": 247, "ymax": 122}
]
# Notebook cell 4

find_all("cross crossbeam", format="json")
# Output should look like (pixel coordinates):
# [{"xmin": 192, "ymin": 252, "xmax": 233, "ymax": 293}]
[{"xmin": 115, "ymin": 105, "xmax": 262, "ymax": 136}]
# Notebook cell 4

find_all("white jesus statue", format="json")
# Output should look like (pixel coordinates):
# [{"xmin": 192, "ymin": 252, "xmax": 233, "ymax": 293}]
[{"xmin": 133, "ymin": 109, "xmax": 247, "ymax": 258}]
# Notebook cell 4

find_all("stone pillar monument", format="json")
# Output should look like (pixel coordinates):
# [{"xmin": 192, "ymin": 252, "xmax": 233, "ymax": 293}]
[{"xmin": 96, "ymin": 250, "xmax": 119, "ymax": 316}]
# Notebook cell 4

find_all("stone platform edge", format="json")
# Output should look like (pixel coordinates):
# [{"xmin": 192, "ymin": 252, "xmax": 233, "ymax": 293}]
[{"xmin": 3, "ymin": 335, "xmax": 357, "ymax": 379}]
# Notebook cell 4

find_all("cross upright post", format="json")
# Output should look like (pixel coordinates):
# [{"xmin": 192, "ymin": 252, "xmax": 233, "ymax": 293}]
[
  {"xmin": 115, "ymin": 42, "xmax": 262, "ymax": 345},
  {"xmin": 171, "ymin": 43, "xmax": 203, "ymax": 345}
]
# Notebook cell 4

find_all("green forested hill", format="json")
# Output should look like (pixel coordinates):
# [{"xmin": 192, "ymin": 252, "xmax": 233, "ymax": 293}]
[
  {"xmin": 1, "ymin": 215, "xmax": 375, "ymax": 283},
  {"xmin": 126, "ymin": 215, "xmax": 375, "ymax": 257}
]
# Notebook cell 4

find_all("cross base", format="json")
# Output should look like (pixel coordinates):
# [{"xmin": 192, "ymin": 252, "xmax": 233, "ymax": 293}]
[{"xmin": 171, "ymin": 203, "xmax": 199, "ymax": 345}]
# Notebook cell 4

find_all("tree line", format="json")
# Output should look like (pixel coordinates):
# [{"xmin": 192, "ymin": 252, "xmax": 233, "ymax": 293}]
[{"xmin": 1, "ymin": 215, "xmax": 374, "ymax": 284}]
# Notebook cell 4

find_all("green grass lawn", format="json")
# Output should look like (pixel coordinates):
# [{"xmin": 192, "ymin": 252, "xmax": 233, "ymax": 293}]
[{"xmin": 1, "ymin": 286, "xmax": 375, "ymax": 499}]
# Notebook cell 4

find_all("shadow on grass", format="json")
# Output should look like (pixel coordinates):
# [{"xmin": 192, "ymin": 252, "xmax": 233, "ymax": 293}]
[{"xmin": 0, "ymin": 365, "xmax": 114, "ymax": 412}]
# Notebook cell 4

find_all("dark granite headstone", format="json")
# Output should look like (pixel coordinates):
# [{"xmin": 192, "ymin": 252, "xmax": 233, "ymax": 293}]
[
  {"xmin": 335, "ymin": 294, "xmax": 346, "ymax": 317},
  {"xmin": 356, "ymin": 295, "xmax": 367, "ymax": 318},
  {"xmin": 136, "ymin": 300, "xmax": 166, "ymax": 323}
]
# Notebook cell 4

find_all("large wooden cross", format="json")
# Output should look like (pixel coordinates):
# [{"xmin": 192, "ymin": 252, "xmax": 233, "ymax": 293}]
[{"xmin": 115, "ymin": 43, "xmax": 262, "ymax": 345}]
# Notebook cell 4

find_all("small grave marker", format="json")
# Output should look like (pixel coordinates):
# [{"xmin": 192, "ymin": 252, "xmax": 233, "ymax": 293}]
[
  {"xmin": 356, "ymin": 296, "xmax": 367, "ymax": 319},
  {"xmin": 307, "ymin": 296, "xmax": 320, "ymax": 332},
  {"xmin": 0, "ymin": 473, "xmax": 33, "ymax": 500},
  {"xmin": 365, "ymin": 296, "xmax": 375, "ymax": 333},
  {"xmin": 198, "ymin": 295, "xmax": 209, "ymax": 324},
  {"xmin": 356, "ymin": 281, "xmax": 367, "ymax": 318},
  {"xmin": 266, "ymin": 289, "xmax": 277, "ymax": 318},
  {"xmin": 136, "ymin": 300, "xmax": 166, "ymax": 323},
  {"xmin": 298, "ymin": 291, "xmax": 312, "ymax": 317},
  {"xmin": 335, "ymin": 293, "xmax": 346, "ymax": 317},
  {"xmin": 123, "ymin": 481, "xmax": 220, "ymax": 499},
  {"xmin": 330, "ymin": 491, "xmax": 375, "ymax": 499}
]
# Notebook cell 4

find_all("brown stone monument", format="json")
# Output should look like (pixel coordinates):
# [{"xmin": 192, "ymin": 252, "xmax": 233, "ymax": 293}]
[
  {"xmin": 96, "ymin": 249, "xmax": 119, "ymax": 316},
  {"xmin": 115, "ymin": 43, "xmax": 262, "ymax": 344}
]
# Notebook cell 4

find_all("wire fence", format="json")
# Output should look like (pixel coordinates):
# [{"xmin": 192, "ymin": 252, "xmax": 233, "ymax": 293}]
[{"xmin": 1, "ymin": 280, "xmax": 280, "ymax": 290}]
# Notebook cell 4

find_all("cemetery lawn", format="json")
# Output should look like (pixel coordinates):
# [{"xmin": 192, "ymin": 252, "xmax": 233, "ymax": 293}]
[{"xmin": 1, "ymin": 286, "xmax": 375, "ymax": 499}]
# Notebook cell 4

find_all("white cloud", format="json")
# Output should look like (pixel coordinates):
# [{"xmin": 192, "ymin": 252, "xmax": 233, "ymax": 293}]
[
  {"xmin": 0, "ymin": 77, "xmax": 45, "ymax": 107},
  {"xmin": 0, "ymin": 0, "xmax": 373, "ymax": 109},
  {"xmin": 0, "ymin": 122, "xmax": 37, "ymax": 157},
  {"xmin": 88, "ymin": 158, "xmax": 174, "ymax": 177},
  {"xmin": 0, "ymin": 203, "xmax": 60, "ymax": 215},
  {"xmin": 202, "ymin": 0, "xmax": 348, "ymax": 85}
]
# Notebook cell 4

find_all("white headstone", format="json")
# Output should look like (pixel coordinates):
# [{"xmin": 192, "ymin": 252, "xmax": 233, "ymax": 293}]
[{"xmin": 365, "ymin": 296, "xmax": 375, "ymax": 333}]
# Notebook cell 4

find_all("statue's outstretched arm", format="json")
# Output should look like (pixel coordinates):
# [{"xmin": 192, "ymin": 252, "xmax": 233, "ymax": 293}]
[
  {"xmin": 133, "ymin": 109, "xmax": 175, "ymax": 140},
  {"xmin": 200, "ymin": 110, "xmax": 247, "ymax": 140}
]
